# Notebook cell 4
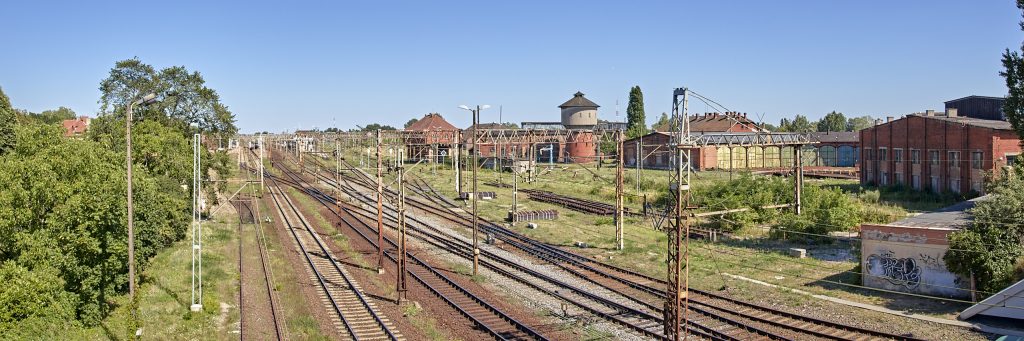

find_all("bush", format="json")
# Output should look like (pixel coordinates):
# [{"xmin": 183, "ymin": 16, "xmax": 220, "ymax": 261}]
[{"xmin": 945, "ymin": 166, "xmax": 1024, "ymax": 295}]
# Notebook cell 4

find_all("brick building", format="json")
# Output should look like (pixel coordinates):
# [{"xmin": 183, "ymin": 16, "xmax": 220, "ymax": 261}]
[
  {"xmin": 405, "ymin": 113, "xmax": 459, "ymax": 161},
  {"xmin": 859, "ymin": 109, "xmax": 1020, "ymax": 194},
  {"xmin": 623, "ymin": 112, "xmax": 774, "ymax": 171},
  {"xmin": 61, "ymin": 116, "xmax": 90, "ymax": 137}
]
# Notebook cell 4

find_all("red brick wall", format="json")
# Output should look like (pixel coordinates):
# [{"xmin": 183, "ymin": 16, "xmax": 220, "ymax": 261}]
[{"xmin": 859, "ymin": 115, "xmax": 1022, "ymax": 194}]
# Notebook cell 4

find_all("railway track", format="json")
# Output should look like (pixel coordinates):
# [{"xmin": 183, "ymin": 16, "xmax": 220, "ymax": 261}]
[
  {"xmin": 235, "ymin": 197, "xmax": 285, "ymax": 340},
  {"xmin": 265, "ymin": 170, "xmax": 402, "ymax": 340},
  {"xmin": 270, "ymin": 155, "xmax": 548, "ymax": 341},
  {"xmin": 299, "ymin": 155, "xmax": 926, "ymax": 341}
]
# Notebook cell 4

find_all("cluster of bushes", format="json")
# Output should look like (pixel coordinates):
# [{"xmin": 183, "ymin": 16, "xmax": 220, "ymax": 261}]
[
  {"xmin": 945, "ymin": 166, "xmax": 1024, "ymax": 294},
  {"xmin": 0, "ymin": 67, "xmax": 233, "ymax": 335}
]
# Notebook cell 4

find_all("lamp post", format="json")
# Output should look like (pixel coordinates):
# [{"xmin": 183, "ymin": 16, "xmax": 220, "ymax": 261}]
[
  {"xmin": 127, "ymin": 93, "xmax": 158, "ymax": 299},
  {"xmin": 459, "ymin": 104, "xmax": 490, "ymax": 276}
]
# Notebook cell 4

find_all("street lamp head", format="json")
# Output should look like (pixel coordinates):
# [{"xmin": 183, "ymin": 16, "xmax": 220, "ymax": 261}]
[
  {"xmin": 132, "ymin": 93, "xmax": 159, "ymax": 106},
  {"xmin": 458, "ymin": 105, "xmax": 471, "ymax": 111},
  {"xmin": 480, "ymin": 105, "xmax": 491, "ymax": 110}
]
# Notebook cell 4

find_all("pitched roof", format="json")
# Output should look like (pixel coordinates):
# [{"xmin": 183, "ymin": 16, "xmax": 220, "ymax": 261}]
[
  {"xmin": 959, "ymin": 275, "xmax": 1024, "ymax": 321},
  {"xmin": 406, "ymin": 113, "xmax": 458, "ymax": 131},
  {"xmin": 808, "ymin": 131, "xmax": 859, "ymax": 143},
  {"xmin": 61, "ymin": 117, "xmax": 89, "ymax": 137},
  {"xmin": 688, "ymin": 112, "xmax": 763, "ymax": 133},
  {"xmin": 558, "ymin": 91, "xmax": 600, "ymax": 109}
]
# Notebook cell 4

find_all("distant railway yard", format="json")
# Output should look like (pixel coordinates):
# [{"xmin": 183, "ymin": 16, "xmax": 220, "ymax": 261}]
[
  {"xmin": 7, "ymin": 5, "xmax": 1024, "ymax": 339},
  {"xmin": 168, "ymin": 130, "xmax": 1005, "ymax": 341}
]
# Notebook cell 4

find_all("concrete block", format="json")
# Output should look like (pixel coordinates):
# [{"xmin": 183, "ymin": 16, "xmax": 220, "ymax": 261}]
[
  {"xmin": 788, "ymin": 248, "xmax": 806, "ymax": 258},
  {"xmin": 526, "ymin": 223, "xmax": 538, "ymax": 229}
]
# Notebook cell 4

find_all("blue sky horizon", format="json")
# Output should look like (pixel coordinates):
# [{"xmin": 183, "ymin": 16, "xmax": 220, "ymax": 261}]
[{"xmin": 2, "ymin": 1, "xmax": 1023, "ymax": 133}]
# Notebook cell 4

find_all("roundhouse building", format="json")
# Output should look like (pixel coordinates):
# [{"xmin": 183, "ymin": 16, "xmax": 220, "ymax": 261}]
[{"xmin": 859, "ymin": 107, "xmax": 1020, "ymax": 194}]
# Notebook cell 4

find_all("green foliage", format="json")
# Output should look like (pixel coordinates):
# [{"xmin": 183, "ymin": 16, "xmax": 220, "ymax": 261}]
[
  {"xmin": 846, "ymin": 115, "xmax": 874, "ymax": 132},
  {"xmin": 694, "ymin": 173, "xmax": 792, "ymax": 231},
  {"xmin": 817, "ymin": 111, "xmax": 847, "ymax": 132},
  {"xmin": 405, "ymin": 118, "xmax": 419, "ymax": 128},
  {"xmin": 0, "ymin": 120, "xmax": 193, "ymax": 327},
  {"xmin": 945, "ymin": 167, "xmax": 1024, "ymax": 294},
  {"xmin": 651, "ymin": 112, "xmax": 671, "ymax": 132},
  {"xmin": 626, "ymin": 86, "xmax": 647, "ymax": 138},
  {"xmin": 98, "ymin": 58, "xmax": 238, "ymax": 142},
  {"xmin": 0, "ymin": 262, "xmax": 78, "ymax": 332},
  {"xmin": 0, "ymin": 86, "xmax": 15, "ymax": 155},
  {"xmin": 357, "ymin": 123, "xmax": 397, "ymax": 131},
  {"xmin": 1001, "ymin": 0, "xmax": 1024, "ymax": 141},
  {"xmin": 777, "ymin": 115, "xmax": 816, "ymax": 133}
]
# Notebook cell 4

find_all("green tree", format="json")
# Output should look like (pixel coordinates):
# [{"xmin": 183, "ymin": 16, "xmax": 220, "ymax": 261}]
[
  {"xmin": 1002, "ymin": 0, "xmax": 1024, "ymax": 141},
  {"xmin": 789, "ymin": 115, "xmax": 815, "ymax": 133},
  {"xmin": 651, "ymin": 112, "xmax": 671, "ymax": 132},
  {"xmin": 98, "ymin": 58, "xmax": 238, "ymax": 142},
  {"xmin": 0, "ymin": 87, "xmax": 15, "ymax": 155},
  {"xmin": 38, "ymin": 107, "xmax": 77, "ymax": 124},
  {"xmin": 847, "ymin": 115, "xmax": 875, "ymax": 132},
  {"xmin": 362, "ymin": 123, "xmax": 397, "ymax": 131},
  {"xmin": 817, "ymin": 111, "xmax": 847, "ymax": 132},
  {"xmin": 777, "ymin": 118, "xmax": 792, "ymax": 132},
  {"xmin": 945, "ymin": 168, "xmax": 1024, "ymax": 294},
  {"xmin": 625, "ymin": 86, "xmax": 647, "ymax": 138}
]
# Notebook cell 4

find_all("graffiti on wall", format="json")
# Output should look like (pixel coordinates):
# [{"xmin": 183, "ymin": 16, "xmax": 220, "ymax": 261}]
[{"xmin": 867, "ymin": 251, "xmax": 922, "ymax": 289}]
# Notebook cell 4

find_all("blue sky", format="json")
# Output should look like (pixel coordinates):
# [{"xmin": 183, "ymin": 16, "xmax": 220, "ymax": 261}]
[{"xmin": 2, "ymin": 1, "xmax": 1022, "ymax": 133}]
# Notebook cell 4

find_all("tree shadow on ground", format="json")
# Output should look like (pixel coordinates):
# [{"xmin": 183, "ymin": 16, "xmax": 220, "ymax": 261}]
[{"xmin": 804, "ymin": 271, "xmax": 968, "ymax": 316}]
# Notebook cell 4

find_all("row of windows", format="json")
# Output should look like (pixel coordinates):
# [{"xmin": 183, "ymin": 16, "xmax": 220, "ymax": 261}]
[{"xmin": 871, "ymin": 148, "xmax": 985, "ymax": 169}]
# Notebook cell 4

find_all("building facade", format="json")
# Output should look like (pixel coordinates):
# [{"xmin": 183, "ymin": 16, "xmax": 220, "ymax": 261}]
[
  {"xmin": 405, "ymin": 113, "xmax": 459, "ymax": 161},
  {"xmin": 859, "ymin": 110, "xmax": 1020, "ymax": 194}
]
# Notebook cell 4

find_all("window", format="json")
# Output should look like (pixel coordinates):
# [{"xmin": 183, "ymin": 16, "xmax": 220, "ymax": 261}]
[
  {"xmin": 929, "ymin": 150, "xmax": 939, "ymax": 166},
  {"xmin": 879, "ymin": 148, "xmax": 888, "ymax": 162},
  {"xmin": 949, "ymin": 151, "xmax": 961, "ymax": 167},
  {"xmin": 1008, "ymin": 154, "xmax": 1019, "ymax": 166},
  {"xmin": 971, "ymin": 151, "xmax": 983, "ymax": 169},
  {"xmin": 894, "ymin": 172, "xmax": 903, "ymax": 185},
  {"xmin": 911, "ymin": 149, "xmax": 920, "ymax": 165},
  {"xmin": 912, "ymin": 175, "xmax": 921, "ymax": 189},
  {"xmin": 949, "ymin": 178, "xmax": 961, "ymax": 193},
  {"xmin": 930, "ymin": 176, "xmax": 940, "ymax": 192},
  {"xmin": 881, "ymin": 172, "xmax": 889, "ymax": 186},
  {"xmin": 894, "ymin": 149, "xmax": 903, "ymax": 163}
]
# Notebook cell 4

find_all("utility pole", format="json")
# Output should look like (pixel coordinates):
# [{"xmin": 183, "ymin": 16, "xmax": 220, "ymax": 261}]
[
  {"xmin": 190, "ymin": 133, "xmax": 203, "ymax": 312},
  {"xmin": 336, "ymin": 138, "xmax": 341, "ymax": 217},
  {"xmin": 454, "ymin": 130, "xmax": 462, "ymax": 193},
  {"xmin": 126, "ymin": 93, "xmax": 156, "ymax": 329},
  {"xmin": 615, "ymin": 130, "xmax": 625, "ymax": 250},
  {"xmin": 636, "ymin": 138, "xmax": 642, "ymax": 194},
  {"xmin": 396, "ymin": 148, "xmax": 408, "ymax": 303},
  {"xmin": 794, "ymin": 146, "xmax": 803, "ymax": 215},
  {"xmin": 512, "ymin": 153, "xmax": 519, "ymax": 226},
  {"xmin": 665, "ymin": 87, "xmax": 691, "ymax": 341},
  {"xmin": 472, "ymin": 107, "xmax": 480, "ymax": 276},
  {"xmin": 259, "ymin": 135, "xmax": 265, "ymax": 191},
  {"xmin": 376, "ymin": 130, "xmax": 385, "ymax": 273}
]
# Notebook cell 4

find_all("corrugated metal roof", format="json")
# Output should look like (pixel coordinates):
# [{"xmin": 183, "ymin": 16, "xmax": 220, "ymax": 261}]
[
  {"xmin": 920, "ymin": 114, "xmax": 1014, "ymax": 130},
  {"xmin": 808, "ymin": 131, "xmax": 859, "ymax": 143}
]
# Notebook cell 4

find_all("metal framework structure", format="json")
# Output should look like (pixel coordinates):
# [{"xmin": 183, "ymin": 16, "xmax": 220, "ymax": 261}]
[
  {"xmin": 662, "ymin": 88, "xmax": 815, "ymax": 340},
  {"xmin": 190, "ymin": 133, "xmax": 203, "ymax": 312}
]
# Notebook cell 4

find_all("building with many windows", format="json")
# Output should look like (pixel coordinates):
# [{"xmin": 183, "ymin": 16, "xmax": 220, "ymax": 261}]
[{"xmin": 859, "ymin": 108, "xmax": 1020, "ymax": 194}]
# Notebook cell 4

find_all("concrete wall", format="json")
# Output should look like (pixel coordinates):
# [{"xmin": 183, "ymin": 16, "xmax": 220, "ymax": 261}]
[
  {"xmin": 560, "ymin": 107, "xmax": 598, "ymax": 129},
  {"xmin": 860, "ymin": 224, "xmax": 970, "ymax": 299}
]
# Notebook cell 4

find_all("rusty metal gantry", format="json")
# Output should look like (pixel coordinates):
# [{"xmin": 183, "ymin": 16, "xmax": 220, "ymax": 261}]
[{"xmin": 664, "ymin": 88, "xmax": 814, "ymax": 340}]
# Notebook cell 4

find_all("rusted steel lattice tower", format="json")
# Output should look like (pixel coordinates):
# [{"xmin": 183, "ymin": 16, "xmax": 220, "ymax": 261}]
[{"xmin": 665, "ymin": 87, "xmax": 692, "ymax": 340}]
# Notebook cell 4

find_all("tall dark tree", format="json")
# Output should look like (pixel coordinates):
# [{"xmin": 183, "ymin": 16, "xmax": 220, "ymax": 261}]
[
  {"xmin": 1001, "ymin": 0, "xmax": 1024, "ymax": 141},
  {"xmin": 817, "ymin": 111, "xmax": 847, "ymax": 132},
  {"xmin": 0, "ymin": 87, "xmax": 15, "ymax": 155},
  {"xmin": 625, "ymin": 86, "xmax": 647, "ymax": 138}
]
